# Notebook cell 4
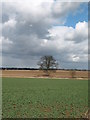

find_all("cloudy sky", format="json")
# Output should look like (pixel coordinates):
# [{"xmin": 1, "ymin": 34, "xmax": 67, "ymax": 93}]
[{"xmin": 1, "ymin": 1, "xmax": 88, "ymax": 69}]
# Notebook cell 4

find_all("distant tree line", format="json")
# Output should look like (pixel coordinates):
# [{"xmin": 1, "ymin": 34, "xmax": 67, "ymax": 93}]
[
  {"xmin": 0, "ymin": 67, "xmax": 87, "ymax": 71},
  {"xmin": 1, "ymin": 67, "xmax": 39, "ymax": 70}
]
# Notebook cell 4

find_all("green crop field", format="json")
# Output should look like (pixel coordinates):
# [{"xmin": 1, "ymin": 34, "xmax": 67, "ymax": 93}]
[{"xmin": 2, "ymin": 78, "xmax": 88, "ymax": 118}]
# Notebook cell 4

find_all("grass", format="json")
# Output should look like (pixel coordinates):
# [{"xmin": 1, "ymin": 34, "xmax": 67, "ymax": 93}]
[{"xmin": 2, "ymin": 77, "xmax": 88, "ymax": 118}]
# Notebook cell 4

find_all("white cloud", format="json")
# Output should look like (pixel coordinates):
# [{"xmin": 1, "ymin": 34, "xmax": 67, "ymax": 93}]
[
  {"xmin": 70, "ymin": 55, "xmax": 80, "ymax": 62},
  {"xmin": 3, "ymin": 18, "xmax": 17, "ymax": 28},
  {"xmin": 75, "ymin": 21, "xmax": 88, "ymax": 39},
  {"xmin": 1, "ymin": 36, "xmax": 13, "ymax": 52},
  {"xmin": 44, "ymin": 21, "xmax": 88, "ymax": 62},
  {"xmin": 2, "ymin": 1, "xmax": 81, "ymax": 25},
  {"xmin": 2, "ymin": 36, "xmax": 13, "ymax": 44},
  {"xmin": 48, "ymin": 21, "xmax": 88, "ymax": 43},
  {"xmin": 52, "ymin": 2, "xmax": 81, "ymax": 17}
]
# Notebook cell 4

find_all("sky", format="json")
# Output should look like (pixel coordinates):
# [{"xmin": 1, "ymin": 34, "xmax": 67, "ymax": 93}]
[{"xmin": 0, "ymin": 1, "xmax": 88, "ymax": 69}]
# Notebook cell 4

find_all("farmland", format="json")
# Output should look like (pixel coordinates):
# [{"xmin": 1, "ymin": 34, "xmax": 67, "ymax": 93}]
[
  {"xmin": 2, "ymin": 70, "xmax": 88, "ymax": 78},
  {"xmin": 2, "ymin": 77, "xmax": 88, "ymax": 118}
]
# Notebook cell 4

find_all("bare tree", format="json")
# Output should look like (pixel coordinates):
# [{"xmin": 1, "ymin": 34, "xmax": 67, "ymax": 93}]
[{"xmin": 37, "ymin": 56, "xmax": 58, "ymax": 76}]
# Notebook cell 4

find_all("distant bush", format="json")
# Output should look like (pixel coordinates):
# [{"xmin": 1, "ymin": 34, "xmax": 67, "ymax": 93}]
[{"xmin": 70, "ymin": 70, "xmax": 76, "ymax": 78}]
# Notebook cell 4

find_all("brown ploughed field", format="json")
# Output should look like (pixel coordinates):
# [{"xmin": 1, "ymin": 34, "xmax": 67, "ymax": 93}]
[{"xmin": 1, "ymin": 70, "xmax": 88, "ymax": 79}]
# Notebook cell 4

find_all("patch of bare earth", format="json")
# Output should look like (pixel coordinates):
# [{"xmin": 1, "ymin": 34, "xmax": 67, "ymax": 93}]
[{"xmin": 85, "ymin": 109, "xmax": 90, "ymax": 119}]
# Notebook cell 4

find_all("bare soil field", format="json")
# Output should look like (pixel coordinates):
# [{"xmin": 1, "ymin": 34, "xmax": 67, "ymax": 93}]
[{"xmin": 1, "ymin": 70, "xmax": 88, "ymax": 79}]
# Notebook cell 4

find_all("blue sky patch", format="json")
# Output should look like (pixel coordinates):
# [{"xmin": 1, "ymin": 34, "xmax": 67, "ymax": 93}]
[{"xmin": 64, "ymin": 3, "xmax": 88, "ymax": 28}]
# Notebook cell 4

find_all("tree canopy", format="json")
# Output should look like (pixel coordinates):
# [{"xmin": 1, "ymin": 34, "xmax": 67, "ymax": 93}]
[{"xmin": 38, "ymin": 56, "xmax": 58, "ymax": 71}]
